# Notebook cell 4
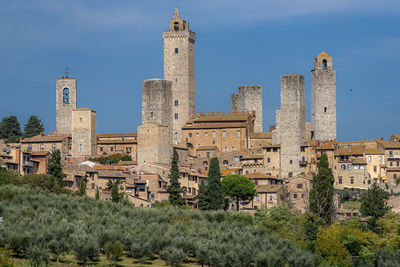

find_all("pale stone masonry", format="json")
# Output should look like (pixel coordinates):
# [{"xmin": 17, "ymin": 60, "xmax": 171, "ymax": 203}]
[
  {"xmin": 279, "ymin": 74, "xmax": 306, "ymax": 179},
  {"xmin": 231, "ymin": 86, "xmax": 263, "ymax": 133},
  {"xmin": 137, "ymin": 123, "xmax": 170, "ymax": 167},
  {"xmin": 163, "ymin": 8, "xmax": 195, "ymax": 143},
  {"xmin": 56, "ymin": 77, "xmax": 77, "ymax": 134},
  {"xmin": 71, "ymin": 108, "xmax": 96, "ymax": 157},
  {"xmin": 311, "ymin": 51, "xmax": 336, "ymax": 141}
]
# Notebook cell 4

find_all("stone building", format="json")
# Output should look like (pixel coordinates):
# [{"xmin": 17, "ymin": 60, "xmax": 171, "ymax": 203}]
[
  {"xmin": 279, "ymin": 74, "xmax": 306, "ymax": 179},
  {"xmin": 163, "ymin": 8, "xmax": 195, "ymax": 143},
  {"xmin": 311, "ymin": 51, "xmax": 336, "ymax": 141},
  {"xmin": 56, "ymin": 76, "xmax": 77, "ymax": 134},
  {"xmin": 137, "ymin": 123, "xmax": 170, "ymax": 167},
  {"xmin": 21, "ymin": 132, "xmax": 71, "ymax": 157},
  {"xmin": 231, "ymin": 85, "xmax": 263, "ymax": 132},
  {"xmin": 96, "ymin": 133, "xmax": 138, "ymax": 159},
  {"xmin": 71, "ymin": 108, "xmax": 97, "ymax": 157}
]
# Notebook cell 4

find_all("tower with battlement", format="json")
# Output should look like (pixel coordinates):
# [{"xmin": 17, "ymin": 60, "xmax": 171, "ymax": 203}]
[
  {"xmin": 163, "ymin": 8, "xmax": 195, "ymax": 143},
  {"xmin": 231, "ymin": 85, "xmax": 263, "ymax": 132},
  {"xmin": 279, "ymin": 74, "xmax": 306, "ymax": 179},
  {"xmin": 311, "ymin": 51, "xmax": 336, "ymax": 141},
  {"xmin": 56, "ymin": 77, "xmax": 76, "ymax": 134}
]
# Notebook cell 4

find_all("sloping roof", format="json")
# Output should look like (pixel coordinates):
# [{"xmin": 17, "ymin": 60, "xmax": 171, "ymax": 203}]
[
  {"xmin": 245, "ymin": 173, "xmax": 281, "ymax": 180},
  {"xmin": 197, "ymin": 146, "xmax": 219, "ymax": 151},
  {"xmin": 117, "ymin": 161, "xmax": 137, "ymax": 165},
  {"xmin": 97, "ymin": 133, "xmax": 137, "ymax": 138},
  {"xmin": 22, "ymin": 132, "xmax": 70, "ymax": 143},
  {"xmin": 263, "ymin": 144, "xmax": 280, "ymax": 149},
  {"xmin": 183, "ymin": 122, "xmax": 248, "ymax": 129},
  {"xmin": 31, "ymin": 151, "xmax": 50, "ymax": 156},
  {"xmin": 63, "ymin": 163, "xmax": 96, "ymax": 173},
  {"xmin": 73, "ymin": 107, "xmax": 95, "ymax": 112},
  {"xmin": 97, "ymin": 170, "xmax": 127, "ymax": 178},
  {"xmin": 256, "ymin": 184, "xmax": 283, "ymax": 193},
  {"xmin": 318, "ymin": 51, "xmax": 330, "ymax": 57},
  {"xmin": 250, "ymin": 132, "xmax": 272, "ymax": 139},
  {"xmin": 241, "ymin": 154, "xmax": 263, "ymax": 160},
  {"xmin": 377, "ymin": 141, "xmax": 400, "ymax": 149},
  {"xmin": 203, "ymin": 168, "xmax": 239, "ymax": 177},
  {"xmin": 352, "ymin": 158, "xmax": 367, "ymax": 164}
]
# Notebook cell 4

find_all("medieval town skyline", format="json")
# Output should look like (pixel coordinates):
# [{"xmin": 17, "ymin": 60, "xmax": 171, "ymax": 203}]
[{"xmin": 1, "ymin": 0, "xmax": 399, "ymax": 141}]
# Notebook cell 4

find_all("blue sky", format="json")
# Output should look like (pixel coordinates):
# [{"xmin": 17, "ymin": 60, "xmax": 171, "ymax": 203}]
[{"xmin": 0, "ymin": 0, "xmax": 399, "ymax": 141}]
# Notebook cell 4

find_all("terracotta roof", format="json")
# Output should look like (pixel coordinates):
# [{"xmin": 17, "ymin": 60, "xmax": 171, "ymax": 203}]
[
  {"xmin": 94, "ymin": 165, "xmax": 126, "ymax": 171},
  {"xmin": 203, "ymin": 169, "xmax": 239, "ymax": 177},
  {"xmin": 241, "ymin": 154, "xmax": 263, "ymax": 160},
  {"xmin": 256, "ymin": 184, "xmax": 283, "ymax": 193},
  {"xmin": 250, "ymin": 132, "xmax": 272, "ymax": 139},
  {"xmin": 193, "ymin": 113, "xmax": 253, "ymax": 122},
  {"xmin": 377, "ymin": 141, "xmax": 400, "ymax": 149},
  {"xmin": 365, "ymin": 147, "xmax": 384, "ymax": 155},
  {"xmin": 97, "ymin": 170, "xmax": 126, "ymax": 178},
  {"xmin": 263, "ymin": 144, "xmax": 280, "ymax": 149},
  {"xmin": 97, "ymin": 133, "xmax": 137, "ymax": 138},
  {"xmin": 31, "ymin": 151, "xmax": 50, "ymax": 156},
  {"xmin": 63, "ymin": 163, "xmax": 96, "ymax": 173},
  {"xmin": 197, "ymin": 146, "xmax": 219, "ymax": 151},
  {"xmin": 245, "ymin": 173, "xmax": 282, "ymax": 179},
  {"xmin": 22, "ymin": 132, "xmax": 70, "ymax": 143},
  {"xmin": 317, "ymin": 51, "xmax": 330, "ymax": 57},
  {"xmin": 117, "ymin": 161, "xmax": 137, "ymax": 165},
  {"xmin": 352, "ymin": 158, "xmax": 367, "ymax": 164},
  {"xmin": 97, "ymin": 140, "xmax": 137, "ymax": 144}
]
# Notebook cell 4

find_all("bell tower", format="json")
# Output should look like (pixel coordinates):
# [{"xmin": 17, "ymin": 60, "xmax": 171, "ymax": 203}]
[
  {"xmin": 311, "ymin": 51, "xmax": 336, "ymax": 141},
  {"xmin": 56, "ymin": 71, "xmax": 77, "ymax": 134},
  {"xmin": 163, "ymin": 8, "xmax": 195, "ymax": 143}
]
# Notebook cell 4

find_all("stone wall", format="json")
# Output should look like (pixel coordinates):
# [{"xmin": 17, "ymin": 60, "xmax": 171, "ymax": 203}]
[
  {"xmin": 231, "ymin": 94, "xmax": 238, "ymax": 112},
  {"xmin": 71, "ymin": 108, "xmax": 96, "ymax": 157},
  {"xmin": 279, "ymin": 74, "xmax": 305, "ymax": 179},
  {"xmin": 231, "ymin": 86, "xmax": 263, "ymax": 132},
  {"xmin": 56, "ymin": 78, "xmax": 76, "ymax": 134}
]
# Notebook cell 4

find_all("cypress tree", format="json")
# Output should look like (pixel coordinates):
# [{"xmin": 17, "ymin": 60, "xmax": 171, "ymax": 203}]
[
  {"xmin": 197, "ymin": 180, "xmax": 208, "ymax": 210},
  {"xmin": 309, "ymin": 154, "xmax": 334, "ymax": 225},
  {"xmin": 48, "ymin": 150, "xmax": 65, "ymax": 185},
  {"xmin": 95, "ymin": 186, "xmax": 100, "ymax": 200},
  {"xmin": 360, "ymin": 182, "xmax": 390, "ymax": 231},
  {"xmin": 0, "ymin": 116, "xmax": 22, "ymax": 143},
  {"xmin": 207, "ymin": 157, "xmax": 223, "ymax": 210},
  {"xmin": 111, "ymin": 181, "xmax": 120, "ymax": 203},
  {"xmin": 166, "ymin": 154, "xmax": 185, "ymax": 206},
  {"xmin": 79, "ymin": 178, "xmax": 86, "ymax": 196},
  {"xmin": 23, "ymin": 115, "xmax": 44, "ymax": 138}
]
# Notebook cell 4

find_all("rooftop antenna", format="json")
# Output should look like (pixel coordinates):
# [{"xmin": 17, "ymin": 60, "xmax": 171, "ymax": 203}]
[{"xmin": 65, "ymin": 65, "xmax": 69, "ymax": 78}]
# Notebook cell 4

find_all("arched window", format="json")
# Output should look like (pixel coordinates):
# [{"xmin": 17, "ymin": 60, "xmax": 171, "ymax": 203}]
[
  {"xmin": 63, "ymin": 88, "xmax": 70, "ymax": 104},
  {"xmin": 175, "ymin": 48, "xmax": 179, "ymax": 54},
  {"xmin": 203, "ymin": 161, "xmax": 208, "ymax": 166},
  {"xmin": 174, "ymin": 22, "xmax": 179, "ymax": 31},
  {"xmin": 322, "ymin": 59, "xmax": 327, "ymax": 69},
  {"xmin": 223, "ymin": 160, "xmax": 228, "ymax": 165},
  {"xmin": 341, "ymin": 164, "xmax": 346, "ymax": 170},
  {"xmin": 174, "ymin": 113, "xmax": 178, "ymax": 120},
  {"xmin": 174, "ymin": 100, "xmax": 178, "ymax": 106}
]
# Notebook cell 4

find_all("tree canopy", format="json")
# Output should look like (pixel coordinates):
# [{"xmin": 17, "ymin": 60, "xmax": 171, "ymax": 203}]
[
  {"xmin": 0, "ymin": 116, "xmax": 22, "ymax": 143},
  {"xmin": 309, "ymin": 154, "xmax": 334, "ymax": 225},
  {"xmin": 206, "ymin": 157, "xmax": 223, "ymax": 210},
  {"xmin": 360, "ymin": 182, "xmax": 391, "ymax": 231},
  {"xmin": 166, "ymin": 154, "xmax": 185, "ymax": 206},
  {"xmin": 23, "ymin": 115, "xmax": 44, "ymax": 138},
  {"xmin": 222, "ymin": 174, "xmax": 257, "ymax": 211},
  {"xmin": 48, "ymin": 150, "xmax": 65, "ymax": 185}
]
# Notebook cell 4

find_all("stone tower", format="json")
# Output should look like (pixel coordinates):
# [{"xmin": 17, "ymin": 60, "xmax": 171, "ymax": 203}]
[
  {"xmin": 232, "ymin": 85, "xmax": 263, "ymax": 132},
  {"xmin": 279, "ymin": 74, "xmax": 305, "ymax": 179},
  {"xmin": 311, "ymin": 51, "xmax": 336, "ymax": 141},
  {"xmin": 163, "ymin": 8, "xmax": 195, "ymax": 143},
  {"xmin": 56, "ymin": 77, "xmax": 77, "ymax": 134},
  {"xmin": 71, "ymin": 108, "xmax": 96, "ymax": 157},
  {"xmin": 138, "ymin": 79, "xmax": 173, "ymax": 168}
]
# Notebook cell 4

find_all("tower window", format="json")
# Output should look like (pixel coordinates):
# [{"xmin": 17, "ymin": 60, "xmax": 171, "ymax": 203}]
[
  {"xmin": 174, "ymin": 100, "xmax": 178, "ymax": 106},
  {"xmin": 174, "ymin": 113, "xmax": 178, "ymax": 120},
  {"xmin": 175, "ymin": 48, "xmax": 179, "ymax": 54},
  {"xmin": 150, "ymin": 112, "xmax": 153, "ymax": 117},
  {"xmin": 322, "ymin": 59, "xmax": 327, "ymax": 69},
  {"xmin": 324, "ymin": 107, "xmax": 327, "ymax": 112},
  {"xmin": 174, "ymin": 132, "xmax": 178, "ymax": 139},
  {"xmin": 63, "ymin": 88, "xmax": 70, "ymax": 104},
  {"xmin": 174, "ymin": 22, "xmax": 179, "ymax": 31}
]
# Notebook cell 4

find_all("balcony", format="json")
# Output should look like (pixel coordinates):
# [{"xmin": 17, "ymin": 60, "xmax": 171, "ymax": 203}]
[{"xmin": 23, "ymin": 161, "xmax": 33, "ymax": 167}]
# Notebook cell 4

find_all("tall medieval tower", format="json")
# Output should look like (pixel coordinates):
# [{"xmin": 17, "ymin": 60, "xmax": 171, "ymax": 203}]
[
  {"xmin": 311, "ymin": 51, "xmax": 336, "ymax": 141},
  {"xmin": 279, "ymin": 74, "xmax": 306, "ymax": 179},
  {"xmin": 163, "ymin": 8, "xmax": 195, "ymax": 143},
  {"xmin": 56, "ymin": 76, "xmax": 77, "ymax": 134}
]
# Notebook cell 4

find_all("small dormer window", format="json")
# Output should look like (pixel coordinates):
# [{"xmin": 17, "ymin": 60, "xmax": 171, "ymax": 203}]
[
  {"xmin": 175, "ymin": 48, "xmax": 179, "ymax": 54},
  {"xmin": 174, "ymin": 22, "xmax": 179, "ymax": 31}
]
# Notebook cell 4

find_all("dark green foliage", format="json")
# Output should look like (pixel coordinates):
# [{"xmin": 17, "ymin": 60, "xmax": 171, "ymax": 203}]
[
  {"xmin": 47, "ymin": 150, "xmax": 65, "ymax": 185},
  {"xmin": 95, "ymin": 186, "xmax": 100, "ymax": 200},
  {"xmin": 105, "ymin": 240, "xmax": 123, "ymax": 267},
  {"xmin": 79, "ymin": 178, "xmax": 86, "ymax": 196},
  {"xmin": 0, "ymin": 116, "xmax": 22, "ymax": 143},
  {"xmin": 360, "ymin": 182, "xmax": 391, "ymax": 231},
  {"xmin": 88, "ymin": 154, "xmax": 132, "ymax": 165},
  {"xmin": 206, "ymin": 157, "xmax": 223, "ymax": 210},
  {"xmin": 309, "ymin": 154, "xmax": 334, "ymax": 225},
  {"xmin": 197, "ymin": 180, "xmax": 208, "ymax": 210},
  {"xmin": 0, "ymin": 184, "xmax": 318, "ymax": 266},
  {"xmin": 166, "ymin": 154, "xmax": 185, "ymax": 206},
  {"xmin": 22, "ymin": 115, "xmax": 44, "ymax": 139},
  {"xmin": 222, "ymin": 174, "xmax": 257, "ymax": 211},
  {"xmin": 22, "ymin": 174, "xmax": 69, "ymax": 194},
  {"xmin": 107, "ymin": 180, "xmax": 122, "ymax": 203},
  {"xmin": 0, "ymin": 247, "xmax": 14, "ymax": 267},
  {"xmin": 25, "ymin": 244, "xmax": 50, "ymax": 267}
]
